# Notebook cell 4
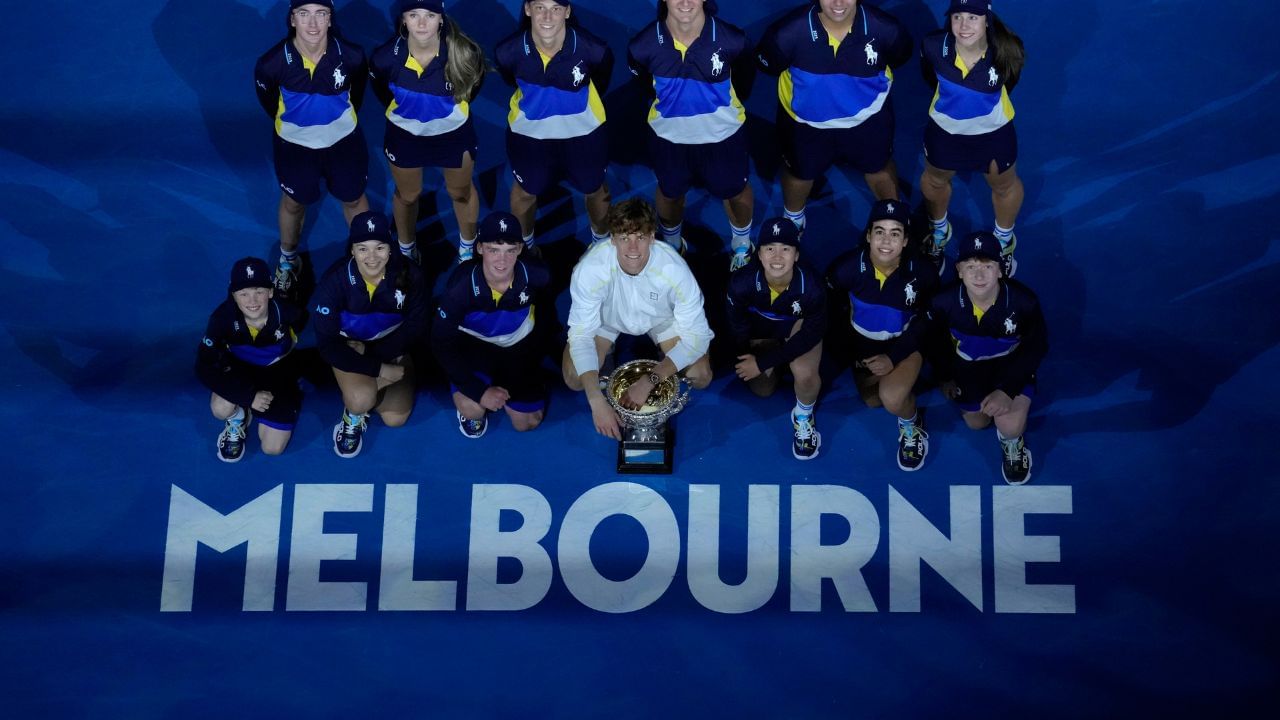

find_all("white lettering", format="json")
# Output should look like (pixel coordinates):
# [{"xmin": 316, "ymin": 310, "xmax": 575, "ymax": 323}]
[
  {"xmin": 465, "ymin": 484, "xmax": 554, "ymax": 611},
  {"xmin": 286, "ymin": 484, "xmax": 373, "ymax": 611},
  {"xmin": 558, "ymin": 482, "xmax": 679, "ymax": 613},
  {"xmin": 888, "ymin": 485, "xmax": 983, "ymax": 612},
  {"xmin": 379, "ymin": 485, "xmax": 457, "ymax": 611},
  {"xmin": 160, "ymin": 484, "xmax": 283, "ymax": 612},
  {"xmin": 790, "ymin": 485, "xmax": 880, "ymax": 612},
  {"xmin": 993, "ymin": 486, "xmax": 1075, "ymax": 614},
  {"xmin": 687, "ymin": 484, "xmax": 780, "ymax": 613}
]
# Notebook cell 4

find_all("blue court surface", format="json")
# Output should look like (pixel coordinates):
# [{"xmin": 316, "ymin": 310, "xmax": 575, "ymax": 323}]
[{"xmin": 2, "ymin": 0, "xmax": 1277, "ymax": 716}]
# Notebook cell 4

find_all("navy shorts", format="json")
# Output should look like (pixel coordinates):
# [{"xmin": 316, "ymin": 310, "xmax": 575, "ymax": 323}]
[
  {"xmin": 384, "ymin": 117, "xmax": 477, "ymax": 170},
  {"xmin": 952, "ymin": 361, "xmax": 1036, "ymax": 413},
  {"xmin": 273, "ymin": 127, "xmax": 368, "ymax": 205},
  {"xmin": 780, "ymin": 105, "xmax": 895, "ymax": 179},
  {"xmin": 507, "ymin": 125, "xmax": 608, "ymax": 196},
  {"xmin": 923, "ymin": 120, "xmax": 1018, "ymax": 174},
  {"xmin": 448, "ymin": 336, "xmax": 546, "ymax": 414},
  {"xmin": 230, "ymin": 359, "xmax": 303, "ymax": 431},
  {"xmin": 650, "ymin": 127, "xmax": 750, "ymax": 200}
]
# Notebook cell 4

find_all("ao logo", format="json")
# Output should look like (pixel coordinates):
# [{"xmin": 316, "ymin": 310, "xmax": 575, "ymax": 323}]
[{"xmin": 316, "ymin": 305, "xmax": 331, "ymax": 316}]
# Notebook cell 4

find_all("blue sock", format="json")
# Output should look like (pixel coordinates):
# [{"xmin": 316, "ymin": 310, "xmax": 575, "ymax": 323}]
[
  {"xmin": 784, "ymin": 207, "xmax": 806, "ymax": 230},
  {"xmin": 591, "ymin": 228, "xmax": 611, "ymax": 244},
  {"xmin": 730, "ymin": 222, "xmax": 752, "ymax": 251},
  {"xmin": 660, "ymin": 222, "xmax": 682, "ymax": 243},
  {"xmin": 930, "ymin": 214, "xmax": 949, "ymax": 230},
  {"xmin": 521, "ymin": 233, "xmax": 534, "ymax": 249},
  {"xmin": 993, "ymin": 223, "xmax": 1015, "ymax": 246},
  {"xmin": 228, "ymin": 407, "xmax": 246, "ymax": 424}
]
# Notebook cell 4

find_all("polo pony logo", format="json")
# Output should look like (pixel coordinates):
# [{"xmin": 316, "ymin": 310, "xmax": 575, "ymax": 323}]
[
  {"xmin": 864, "ymin": 41, "xmax": 878, "ymax": 65},
  {"xmin": 904, "ymin": 281, "xmax": 917, "ymax": 306},
  {"xmin": 710, "ymin": 50, "xmax": 724, "ymax": 76},
  {"xmin": 1004, "ymin": 316, "xmax": 1017, "ymax": 334},
  {"xmin": 245, "ymin": 266, "xmax": 255, "ymax": 279},
  {"xmin": 499, "ymin": 218, "xmax": 508, "ymax": 232},
  {"xmin": 988, "ymin": 67, "xmax": 999, "ymax": 86},
  {"xmin": 367, "ymin": 219, "xmax": 376, "ymax": 232},
  {"xmin": 333, "ymin": 66, "xmax": 346, "ymax": 90},
  {"xmin": 886, "ymin": 202, "xmax": 895, "ymax": 214},
  {"xmin": 772, "ymin": 223, "xmax": 782, "ymax": 236},
  {"xmin": 394, "ymin": 289, "xmax": 405, "ymax": 310},
  {"xmin": 571, "ymin": 63, "xmax": 586, "ymax": 87}
]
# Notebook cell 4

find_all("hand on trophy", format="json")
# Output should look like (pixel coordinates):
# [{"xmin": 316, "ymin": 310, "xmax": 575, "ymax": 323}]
[
  {"xmin": 589, "ymin": 393, "xmax": 623, "ymax": 440},
  {"xmin": 620, "ymin": 376, "xmax": 656, "ymax": 411}
]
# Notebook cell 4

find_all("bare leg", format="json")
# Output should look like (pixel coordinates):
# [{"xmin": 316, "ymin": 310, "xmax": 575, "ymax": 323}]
[
  {"xmin": 584, "ymin": 183, "xmax": 612, "ymax": 236},
  {"xmin": 510, "ymin": 181, "xmax": 538, "ymax": 239},
  {"xmin": 864, "ymin": 158, "xmax": 900, "ymax": 201},
  {"xmin": 919, "ymin": 160, "xmax": 956, "ymax": 223},
  {"xmin": 278, "ymin": 193, "xmax": 306, "ymax": 253},
  {"xmin": 986, "ymin": 160, "xmax": 1025, "ymax": 231},
  {"xmin": 443, "ymin": 152, "xmax": 479, "ymax": 241},
  {"xmin": 390, "ymin": 164, "xmax": 425, "ymax": 245},
  {"xmin": 780, "ymin": 167, "xmax": 814, "ymax": 216}
]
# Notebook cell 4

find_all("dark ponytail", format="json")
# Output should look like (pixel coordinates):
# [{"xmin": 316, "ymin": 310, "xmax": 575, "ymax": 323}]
[{"xmin": 988, "ymin": 13, "xmax": 1024, "ymax": 89}]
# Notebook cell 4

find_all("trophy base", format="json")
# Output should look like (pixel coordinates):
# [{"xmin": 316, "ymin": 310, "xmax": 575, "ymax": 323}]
[{"xmin": 616, "ymin": 423, "xmax": 675, "ymax": 475}]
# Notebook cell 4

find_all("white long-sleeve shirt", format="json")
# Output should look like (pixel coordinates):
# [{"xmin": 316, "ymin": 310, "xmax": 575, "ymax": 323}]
[{"xmin": 567, "ymin": 240, "xmax": 714, "ymax": 374}]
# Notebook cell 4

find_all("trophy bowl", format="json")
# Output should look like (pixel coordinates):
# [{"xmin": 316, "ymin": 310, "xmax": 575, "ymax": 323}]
[{"xmin": 605, "ymin": 359, "xmax": 689, "ymax": 440}]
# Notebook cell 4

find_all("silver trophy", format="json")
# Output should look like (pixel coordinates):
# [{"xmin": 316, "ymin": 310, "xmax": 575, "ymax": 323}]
[{"xmin": 604, "ymin": 359, "xmax": 690, "ymax": 474}]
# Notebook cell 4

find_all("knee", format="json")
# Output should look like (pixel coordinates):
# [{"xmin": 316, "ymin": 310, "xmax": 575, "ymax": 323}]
[
  {"xmin": 685, "ymin": 364, "xmax": 713, "ymax": 390},
  {"xmin": 210, "ymin": 394, "xmax": 235, "ymax": 419},
  {"xmin": 963, "ymin": 412, "xmax": 991, "ymax": 430},
  {"xmin": 381, "ymin": 411, "xmax": 410, "ymax": 428},
  {"xmin": 512, "ymin": 412, "xmax": 544, "ymax": 432},
  {"xmin": 447, "ymin": 183, "xmax": 474, "ymax": 205},
  {"xmin": 394, "ymin": 185, "xmax": 421, "ymax": 205},
  {"xmin": 879, "ymin": 386, "xmax": 911, "ymax": 416},
  {"xmin": 280, "ymin": 195, "xmax": 306, "ymax": 215},
  {"xmin": 260, "ymin": 442, "xmax": 287, "ymax": 456},
  {"xmin": 342, "ymin": 388, "xmax": 378, "ymax": 415}
]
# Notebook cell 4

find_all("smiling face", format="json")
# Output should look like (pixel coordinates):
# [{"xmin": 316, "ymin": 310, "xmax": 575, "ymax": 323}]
[
  {"xmin": 351, "ymin": 240, "xmax": 392, "ymax": 281},
  {"xmin": 613, "ymin": 232, "xmax": 655, "ymax": 275},
  {"xmin": 664, "ymin": 0, "xmax": 705, "ymax": 26},
  {"xmin": 818, "ymin": 0, "xmax": 856, "ymax": 25},
  {"xmin": 233, "ymin": 286, "xmax": 273, "ymax": 323},
  {"xmin": 402, "ymin": 8, "xmax": 442, "ymax": 46},
  {"xmin": 950, "ymin": 12, "xmax": 987, "ymax": 52},
  {"xmin": 479, "ymin": 242, "xmax": 521, "ymax": 285},
  {"xmin": 958, "ymin": 257, "xmax": 1002, "ymax": 301},
  {"xmin": 525, "ymin": 1, "xmax": 570, "ymax": 47},
  {"xmin": 758, "ymin": 242, "xmax": 798, "ymax": 286},
  {"xmin": 290, "ymin": 3, "xmax": 332, "ymax": 47},
  {"xmin": 866, "ymin": 220, "xmax": 906, "ymax": 270}
]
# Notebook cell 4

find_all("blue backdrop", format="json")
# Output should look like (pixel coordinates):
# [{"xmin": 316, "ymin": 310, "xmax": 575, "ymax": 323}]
[{"xmin": 1, "ymin": 1, "xmax": 1277, "ymax": 716}]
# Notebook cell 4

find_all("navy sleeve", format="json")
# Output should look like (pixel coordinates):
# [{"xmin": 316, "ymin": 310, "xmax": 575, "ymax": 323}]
[
  {"xmin": 886, "ymin": 17, "xmax": 912, "ymax": 69},
  {"xmin": 368, "ymin": 45, "xmax": 394, "ymax": 108},
  {"xmin": 347, "ymin": 44, "xmax": 369, "ymax": 113},
  {"xmin": 370, "ymin": 265, "xmax": 429, "ymax": 364},
  {"xmin": 626, "ymin": 34, "xmax": 652, "ymax": 88},
  {"xmin": 431, "ymin": 270, "xmax": 489, "ymax": 403},
  {"xmin": 886, "ymin": 262, "xmax": 939, "ymax": 366},
  {"xmin": 591, "ymin": 41, "xmax": 616, "ymax": 95},
  {"xmin": 728, "ymin": 29, "xmax": 756, "ymax": 102},
  {"xmin": 194, "ymin": 308, "xmax": 258, "ymax": 407},
  {"xmin": 999, "ymin": 287, "xmax": 1048, "ymax": 397},
  {"xmin": 253, "ymin": 51, "xmax": 278, "ymax": 119},
  {"xmin": 494, "ymin": 35, "xmax": 518, "ymax": 88},
  {"xmin": 919, "ymin": 37, "xmax": 939, "ymax": 89},
  {"xmin": 754, "ymin": 18, "xmax": 786, "ymax": 76},
  {"xmin": 924, "ymin": 289, "xmax": 958, "ymax": 382},
  {"xmin": 312, "ymin": 271, "xmax": 383, "ymax": 377},
  {"xmin": 755, "ymin": 279, "xmax": 827, "ymax": 373},
  {"xmin": 724, "ymin": 275, "xmax": 753, "ymax": 355}
]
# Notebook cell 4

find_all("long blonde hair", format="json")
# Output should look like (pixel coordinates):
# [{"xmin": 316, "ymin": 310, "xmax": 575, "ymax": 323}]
[{"xmin": 443, "ymin": 18, "xmax": 485, "ymax": 103}]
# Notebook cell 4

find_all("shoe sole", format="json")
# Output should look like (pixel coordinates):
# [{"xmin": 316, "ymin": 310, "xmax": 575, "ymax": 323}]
[
  {"xmin": 333, "ymin": 421, "xmax": 363, "ymax": 459},
  {"xmin": 793, "ymin": 431, "xmax": 821, "ymax": 461},
  {"xmin": 1002, "ymin": 447, "xmax": 1033, "ymax": 485}
]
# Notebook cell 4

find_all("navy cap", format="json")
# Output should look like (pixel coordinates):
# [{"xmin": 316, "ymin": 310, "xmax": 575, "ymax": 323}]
[
  {"xmin": 867, "ymin": 199, "xmax": 910, "ymax": 228},
  {"xmin": 947, "ymin": 0, "xmax": 991, "ymax": 16},
  {"xmin": 349, "ymin": 211, "xmax": 394, "ymax": 246},
  {"xmin": 956, "ymin": 231, "xmax": 1003, "ymax": 264},
  {"xmin": 477, "ymin": 211, "xmax": 524, "ymax": 245},
  {"xmin": 291, "ymin": 0, "xmax": 334, "ymax": 10},
  {"xmin": 398, "ymin": 0, "xmax": 443, "ymax": 13},
  {"xmin": 229, "ymin": 257, "xmax": 272, "ymax": 293},
  {"xmin": 757, "ymin": 217, "xmax": 801, "ymax": 249}
]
